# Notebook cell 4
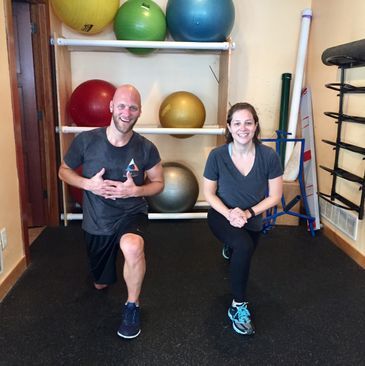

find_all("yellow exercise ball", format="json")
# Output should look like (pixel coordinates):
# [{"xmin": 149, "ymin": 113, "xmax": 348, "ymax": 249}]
[
  {"xmin": 159, "ymin": 91, "xmax": 206, "ymax": 138},
  {"xmin": 50, "ymin": 0, "xmax": 119, "ymax": 35}
]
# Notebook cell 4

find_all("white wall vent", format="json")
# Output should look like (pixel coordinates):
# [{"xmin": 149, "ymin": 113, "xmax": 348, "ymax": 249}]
[{"xmin": 319, "ymin": 196, "xmax": 359, "ymax": 240}]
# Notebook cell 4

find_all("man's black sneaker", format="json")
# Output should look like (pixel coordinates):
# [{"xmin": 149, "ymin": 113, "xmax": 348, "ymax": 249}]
[
  {"xmin": 228, "ymin": 302, "xmax": 255, "ymax": 335},
  {"xmin": 117, "ymin": 302, "xmax": 141, "ymax": 339},
  {"xmin": 222, "ymin": 244, "xmax": 232, "ymax": 260}
]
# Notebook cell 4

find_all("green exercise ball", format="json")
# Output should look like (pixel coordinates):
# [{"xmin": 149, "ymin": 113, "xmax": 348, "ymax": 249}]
[{"xmin": 114, "ymin": 0, "xmax": 167, "ymax": 55}]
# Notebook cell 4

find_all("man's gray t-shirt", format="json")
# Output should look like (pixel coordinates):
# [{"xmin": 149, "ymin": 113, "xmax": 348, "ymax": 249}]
[
  {"xmin": 64, "ymin": 128, "xmax": 161, "ymax": 235},
  {"xmin": 203, "ymin": 143, "xmax": 283, "ymax": 231}
]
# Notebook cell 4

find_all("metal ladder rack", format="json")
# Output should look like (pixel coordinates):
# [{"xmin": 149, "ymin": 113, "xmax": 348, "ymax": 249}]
[{"xmin": 319, "ymin": 56, "xmax": 365, "ymax": 220}]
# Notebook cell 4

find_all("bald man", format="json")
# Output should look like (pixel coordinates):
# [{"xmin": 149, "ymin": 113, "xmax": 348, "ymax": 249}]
[{"xmin": 59, "ymin": 84, "xmax": 164, "ymax": 339}]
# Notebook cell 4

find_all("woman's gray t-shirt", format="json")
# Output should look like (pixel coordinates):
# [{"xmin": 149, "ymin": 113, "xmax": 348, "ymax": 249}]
[{"xmin": 203, "ymin": 143, "xmax": 283, "ymax": 231}]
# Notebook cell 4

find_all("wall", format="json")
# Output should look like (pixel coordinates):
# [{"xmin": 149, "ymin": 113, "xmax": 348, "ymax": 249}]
[
  {"xmin": 0, "ymin": 0, "xmax": 26, "ymax": 299},
  {"xmin": 230, "ymin": 0, "xmax": 311, "ymax": 135},
  {"xmin": 307, "ymin": 0, "xmax": 365, "ymax": 255}
]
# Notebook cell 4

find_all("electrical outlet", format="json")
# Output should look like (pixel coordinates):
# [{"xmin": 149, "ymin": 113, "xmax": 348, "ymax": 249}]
[{"xmin": 0, "ymin": 228, "xmax": 8, "ymax": 250}]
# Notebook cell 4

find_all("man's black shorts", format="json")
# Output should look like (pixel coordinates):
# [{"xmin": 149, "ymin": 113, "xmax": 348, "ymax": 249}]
[{"xmin": 84, "ymin": 213, "xmax": 148, "ymax": 285}]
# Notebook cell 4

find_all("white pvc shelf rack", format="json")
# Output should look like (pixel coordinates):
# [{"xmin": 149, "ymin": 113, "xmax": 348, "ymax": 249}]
[
  {"xmin": 53, "ymin": 37, "xmax": 236, "ymax": 51},
  {"xmin": 55, "ymin": 37, "xmax": 232, "ymax": 223},
  {"xmin": 62, "ymin": 212, "xmax": 208, "ymax": 221},
  {"xmin": 62, "ymin": 201, "xmax": 210, "ymax": 221},
  {"xmin": 57, "ymin": 126, "xmax": 226, "ymax": 135}
]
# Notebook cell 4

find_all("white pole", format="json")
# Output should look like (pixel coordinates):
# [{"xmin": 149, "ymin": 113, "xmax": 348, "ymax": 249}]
[
  {"xmin": 149, "ymin": 212, "xmax": 207, "ymax": 219},
  {"xmin": 55, "ymin": 38, "xmax": 235, "ymax": 51},
  {"xmin": 57, "ymin": 126, "xmax": 226, "ymax": 135},
  {"xmin": 62, "ymin": 212, "xmax": 208, "ymax": 221},
  {"xmin": 284, "ymin": 9, "xmax": 312, "ymax": 168}
]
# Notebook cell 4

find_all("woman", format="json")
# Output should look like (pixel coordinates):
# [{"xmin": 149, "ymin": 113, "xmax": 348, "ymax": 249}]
[{"xmin": 203, "ymin": 102, "xmax": 283, "ymax": 335}]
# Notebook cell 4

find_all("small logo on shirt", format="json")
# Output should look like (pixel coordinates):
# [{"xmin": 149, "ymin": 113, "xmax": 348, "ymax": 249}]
[{"xmin": 124, "ymin": 158, "xmax": 139, "ymax": 177}]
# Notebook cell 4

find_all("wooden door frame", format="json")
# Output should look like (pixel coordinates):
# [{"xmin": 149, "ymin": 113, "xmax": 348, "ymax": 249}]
[
  {"xmin": 4, "ymin": 0, "xmax": 60, "ymax": 262},
  {"xmin": 4, "ymin": 0, "xmax": 29, "ymax": 262},
  {"xmin": 29, "ymin": 1, "xmax": 60, "ymax": 226}
]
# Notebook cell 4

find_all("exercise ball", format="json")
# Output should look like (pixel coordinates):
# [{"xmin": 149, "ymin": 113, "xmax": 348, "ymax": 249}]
[
  {"xmin": 69, "ymin": 80, "xmax": 116, "ymax": 127},
  {"xmin": 69, "ymin": 185, "xmax": 83, "ymax": 206},
  {"xmin": 159, "ymin": 91, "xmax": 206, "ymax": 138},
  {"xmin": 69, "ymin": 166, "xmax": 83, "ymax": 206},
  {"xmin": 148, "ymin": 162, "xmax": 199, "ymax": 213},
  {"xmin": 166, "ymin": 0, "xmax": 235, "ymax": 42},
  {"xmin": 50, "ymin": 0, "xmax": 119, "ymax": 34},
  {"xmin": 114, "ymin": 0, "xmax": 167, "ymax": 55}
]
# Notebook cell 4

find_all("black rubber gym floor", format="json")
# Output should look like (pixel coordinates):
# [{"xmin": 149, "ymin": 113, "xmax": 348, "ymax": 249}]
[{"xmin": 1, "ymin": 220, "xmax": 365, "ymax": 365}]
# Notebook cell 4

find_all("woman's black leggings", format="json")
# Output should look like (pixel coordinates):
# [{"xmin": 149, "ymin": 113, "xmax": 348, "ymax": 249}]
[{"xmin": 207, "ymin": 208, "xmax": 260, "ymax": 302}]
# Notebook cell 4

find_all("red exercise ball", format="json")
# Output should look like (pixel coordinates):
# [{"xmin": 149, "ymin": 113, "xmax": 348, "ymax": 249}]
[
  {"xmin": 69, "ymin": 79, "xmax": 116, "ymax": 127},
  {"xmin": 69, "ymin": 185, "xmax": 83, "ymax": 206},
  {"xmin": 69, "ymin": 166, "xmax": 83, "ymax": 206}
]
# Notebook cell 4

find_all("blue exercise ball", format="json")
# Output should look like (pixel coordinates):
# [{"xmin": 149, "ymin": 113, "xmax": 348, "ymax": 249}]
[{"xmin": 166, "ymin": 0, "xmax": 235, "ymax": 42}]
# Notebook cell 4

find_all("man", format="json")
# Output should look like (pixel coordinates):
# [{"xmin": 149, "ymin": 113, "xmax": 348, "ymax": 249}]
[{"xmin": 59, "ymin": 84, "xmax": 164, "ymax": 339}]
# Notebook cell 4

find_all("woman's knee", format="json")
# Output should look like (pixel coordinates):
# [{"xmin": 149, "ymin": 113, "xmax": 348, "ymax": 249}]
[
  {"xmin": 230, "ymin": 235, "xmax": 257, "ymax": 256},
  {"xmin": 120, "ymin": 234, "xmax": 145, "ymax": 261}
]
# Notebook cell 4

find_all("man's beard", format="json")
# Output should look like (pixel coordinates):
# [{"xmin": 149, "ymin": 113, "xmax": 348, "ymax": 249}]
[{"xmin": 112, "ymin": 114, "xmax": 138, "ymax": 134}]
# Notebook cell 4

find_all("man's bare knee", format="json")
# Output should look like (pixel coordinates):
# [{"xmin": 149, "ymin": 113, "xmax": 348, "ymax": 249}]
[{"xmin": 120, "ymin": 234, "xmax": 144, "ymax": 261}]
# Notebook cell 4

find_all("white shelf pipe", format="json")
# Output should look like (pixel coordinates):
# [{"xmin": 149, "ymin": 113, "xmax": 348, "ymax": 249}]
[
  {"xmin": 150, "ymin": 212, "xmax": 207, "ymax": 219},
  {"xmin": 62, "ymin": 212, "xmax": 208, "ymax": 221},
  {"xmin": 57, "ymin": 126, "xmax": 226, "ymax": 135},
  {"xmin": 54, "ymin": 37, "xmax": 235, "ymax": 51},
  {"xmin": 193, "ymin": 201, "xmax": 210, "ymax": 207}
]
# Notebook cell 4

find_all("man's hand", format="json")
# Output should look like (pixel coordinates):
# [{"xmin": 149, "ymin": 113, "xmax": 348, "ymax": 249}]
[
  {"xmin": 87, "ymin": 168, "xmax": 106, "ymax": 196},
  {"xmin": 103, "ymin": 171, "xmax": 137, "ymax": 199}
]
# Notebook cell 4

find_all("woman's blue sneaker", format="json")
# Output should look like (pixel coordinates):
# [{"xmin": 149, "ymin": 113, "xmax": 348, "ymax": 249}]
[
  {"xmin": 222, "ymin": 244, "xmax": 232, "ymax": 260},
  {"xmin": 228, "ymin": 302, "xmax": 255, "ymax": 335}
]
